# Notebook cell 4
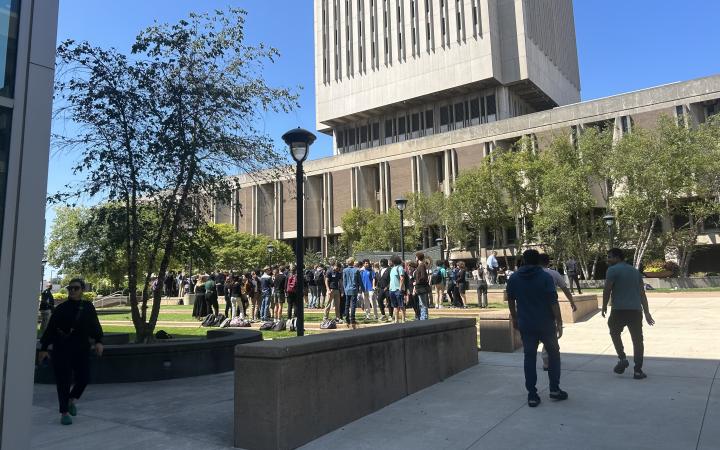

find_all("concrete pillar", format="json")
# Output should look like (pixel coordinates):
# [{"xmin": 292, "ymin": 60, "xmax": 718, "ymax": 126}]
[
  {"xmin": 410, "ymin": 156, "xmax": 417, "ymax": 193},
  {"xmin": 443, "ymin": 149, "xmax": 452, "ymax": 195}
]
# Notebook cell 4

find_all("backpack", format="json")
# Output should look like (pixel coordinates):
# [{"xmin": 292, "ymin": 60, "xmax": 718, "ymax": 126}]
[
  {"xmin": 219, "ymin": 317, "xmax": 231, "ymax": 328},
  {"xmin": 314, "ymin": 270, "xmax": 324, "ymax": 282},
  {"xmin": 320, "ymin": 318, "xmax": 337, "ymax": 329},
  {"xmin": 259, "ymin": 321, "xmax": 275, "ymax": 331},
  {"xmin": 201, "ymin": 314, "xmax": 216, "ymax": 327},
  {"xmin": 287, "ymin": 275, "xmax": 297, "ymax": 294},
  {"xmin": 272, "ymin": 320, "xmax": 287, "ymax": 331},
  {"xmin": 155, "ymin": 330, "xmax": 172, "ymax": 340},
  {"xmin": 430, "ymin": 268, "xmax": 441, "ymax": 285},
  {"xmin": 304, "ymin": 270, "xmax": 314, "ymax": 284},
  {"xmin": 287, "ymin": 317, "xmax": 297, "ymax": 332}
]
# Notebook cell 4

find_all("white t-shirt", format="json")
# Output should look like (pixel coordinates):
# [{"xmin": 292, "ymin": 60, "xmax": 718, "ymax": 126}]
[{"xmin": 543, "ymin": 268, "xmax": 567, "ymax": 289}]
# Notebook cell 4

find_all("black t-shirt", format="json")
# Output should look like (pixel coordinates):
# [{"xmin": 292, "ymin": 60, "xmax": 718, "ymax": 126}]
[
  {"xmin": 274, "ymin": 273, "xmax": 287, "ymax": 293},
  {"xmin": 40, "ymin": 299, "xmax": 103, "ymax": 351},
  {"xmin": 231, "ymin": 281, "xmax": 242, "ymax": 296},
  {"xmin": 327, "ymin": 270, "xmax": 341, "ymax": 290}
]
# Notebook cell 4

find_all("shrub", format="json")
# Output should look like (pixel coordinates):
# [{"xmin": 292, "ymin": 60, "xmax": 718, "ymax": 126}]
[{"xmin": 50, "ymin": 292, "xmax": 97, "ymax": 302}]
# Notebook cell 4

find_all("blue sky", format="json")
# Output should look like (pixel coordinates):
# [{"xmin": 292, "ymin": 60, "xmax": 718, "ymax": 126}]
[{"xmin": 45, "ymin": 0, "xmax": 720, "ymax": 274}]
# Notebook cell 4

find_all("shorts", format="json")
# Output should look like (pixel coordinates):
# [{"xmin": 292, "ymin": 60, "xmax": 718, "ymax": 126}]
[
  {"xmin": 272, "ymin": 291, "xmax": 286, "ymax": 305},
  {"xmin": 390, "ymin": 290, "xmax": 405, "ymax": 308}
]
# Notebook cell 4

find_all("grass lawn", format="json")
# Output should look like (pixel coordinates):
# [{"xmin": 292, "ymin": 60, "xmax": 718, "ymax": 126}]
[{"xmin": 99, "ymin": 325, "xmax": 309, "ymax": 341}]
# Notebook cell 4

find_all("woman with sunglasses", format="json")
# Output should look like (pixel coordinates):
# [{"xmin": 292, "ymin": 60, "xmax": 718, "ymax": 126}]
[{"xmin": 37, "ymin": 278, "xmax": 103, "ymax": 425}]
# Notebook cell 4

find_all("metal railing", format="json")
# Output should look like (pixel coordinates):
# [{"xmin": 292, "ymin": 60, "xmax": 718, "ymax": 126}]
[{"xmin": 93, "ymin": 291, "xmax": 128, "ymax": 309}]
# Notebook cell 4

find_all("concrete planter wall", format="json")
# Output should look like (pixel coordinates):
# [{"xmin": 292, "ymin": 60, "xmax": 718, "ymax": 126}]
[
  {"xmin": 35, "ymin": 328, "xmax": 262, "ymax": 384},
  {"xmin": 478, "ymin": 311, "xmax": 522, "ymax": 352}
]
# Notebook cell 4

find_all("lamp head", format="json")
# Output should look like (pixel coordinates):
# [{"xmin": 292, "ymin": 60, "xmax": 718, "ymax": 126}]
[
  {"xmin": 282, "ymin": 127, "xmax": 317, "ymax": 163},
  {"xmin": 395, "ymin": 197, "xmax": 408, "ymax": 211},
  {"xmin": 603, "ymin": 214, "xmax": 616, "ymax": 228},
  {"xmin": 267, "ymin": 244, "xmax": 275, "ymax": 253},
  {"xmin": 435, "ymin": 238, "xmax": 443, "ymax": 246}
]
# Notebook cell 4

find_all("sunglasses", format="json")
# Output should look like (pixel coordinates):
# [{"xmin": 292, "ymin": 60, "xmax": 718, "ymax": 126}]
[{"xmin": 67, "ymin": 286, "xmax": 82, "ymax": 291}]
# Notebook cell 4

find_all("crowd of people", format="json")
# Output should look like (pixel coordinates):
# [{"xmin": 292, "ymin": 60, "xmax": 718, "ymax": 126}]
[{"xmin": 177, "ymin": 252, "xmax": 496, "ymax": 327}]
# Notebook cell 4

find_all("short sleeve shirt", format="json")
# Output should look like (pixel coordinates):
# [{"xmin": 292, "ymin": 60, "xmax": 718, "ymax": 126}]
[
  {"xmin": 606, "ymin": 262, "xmax": 643, "ymax": 310},
  {"xmin": 389, "ymin": 266, "xmax": 403, "ymax": 292},
  {"xmin": 543, "ymin": 268, "xmax": 568, "ymax": 289}
]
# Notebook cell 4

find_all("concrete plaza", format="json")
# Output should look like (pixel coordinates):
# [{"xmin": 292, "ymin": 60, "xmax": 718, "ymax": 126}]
[{"xmin": 31, "ymin": 294, "xmax": 720, "ymax": 449}]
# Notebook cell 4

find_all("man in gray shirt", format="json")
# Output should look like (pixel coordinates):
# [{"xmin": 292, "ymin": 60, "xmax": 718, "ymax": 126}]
[{"xmin": 602, "ymin": 248, "xmax": 655, "ymax": 379}]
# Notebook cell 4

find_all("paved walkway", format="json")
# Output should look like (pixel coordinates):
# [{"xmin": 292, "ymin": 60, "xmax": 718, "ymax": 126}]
[{"xmin": 32, "ymin": 294, "xmax": 720, "ymax": 449}]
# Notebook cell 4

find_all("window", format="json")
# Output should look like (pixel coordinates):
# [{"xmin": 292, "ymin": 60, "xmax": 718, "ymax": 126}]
[
  {"xmin": 675, "ymin": 105, "xmax": 685, "ymax": 126},
  {"xmin": 440, "ymin": 105, "xmax": 450, "ymax": 131},
  {"xmin": 370, "ymin": 0, "xmax": 378, "ymax": 68},
  {"xmin": 425, "ymin": 109, "xmax": 434, "ymax": 134},
  {"xmin": 383, "ymin": 0, "xmax": 392, "ymax": 64},
  {"xmin": 470, "ymin": 98, "xmax": 480, "ymax": 124},
  {"xmin": 397, "ymin": 0, "xmax": 405, "ymax": 61},
  {"xmin": 384, "ymin": 118, "xmax": 394, "ymax": 143},
  {"xmin": 439, "ymin": 0, "xmax": 449, "ymax": 46},
  {"xmin": 397, "ymin": 116, "xmax": 407, "ymax": 140},
  {"xmin": 337, "ymin": 129, "xmax": 345, "ymax": 149},
  {"xmin": 455, "ymin": 0, "xmax": 465, "ymax": 43},
  {"xmin": 454, "ymin": 102, "xmax": 465, "ymax": 128},
  {"xmin": 322, "ymin": 0, "xmax": 330, "ymax": 83},
  {"xmin": 348, "ymin": 127, "xmax": 357, "ymax": 148},
  {"xmin": 410, "ymin": 0, "xmax": 419, "ymax": 56},
  {"xmin": 621, "ymin": 115, "xmax": 631, "ymax": 134},
  {"xmin": 333, "ymin": 0, "xmax": 341, "ymax": 80},
  {"xmin": 411, "ymin": 112, "xmax": 420, "ymax": 137},
  {"xmin": 425, "ymin": 0, "xmax": 433, "ymax": 52},
  {"xmin": 471, "ymin": 0, "xmax": 480, "ymax": 38},
  {"xmin": 486, "ymin": 94, "xmax": 496, "ymax": 122},
  {"xmin": 358, "ymin": 0, "xmax": 365, "ymax": 73},
  {"xmin": 346, "ymin": 0, "xmax": 353, "ymax": 76},
  {"xmin": 360, "ymin": 125, "xmax": 368, "ymax": 148},
  {"xmin": 372, "ymin": 122, "xmax": 380, "ymax": 144}
]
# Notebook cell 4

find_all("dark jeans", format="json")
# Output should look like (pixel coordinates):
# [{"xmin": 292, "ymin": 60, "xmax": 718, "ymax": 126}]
[
  {"xmin": 520, "ymin": 328, "xmax": 561, "ymax": 394},
  {"xmin": 224, "ymin": 294, "xmax": 231, "ymax": 316},
  {"xmin": 608, "ymin": 309, "xmax": 644, "ymax": 370},
  {"xmin": 377, "ymin": 288, "xmax": 389, "ymax": 316},
  {"xmin": 489, "ymin": 268, "xmax": 498, "ymax": 284},
  {"xmin": 52, "ymin": 347, "xmax": 91, "ymax": 414},
  {"xmin": 477, "ymin": 283, "xmax": 488, "ymax": 307},
  {"xmin": 408, "ymin": 294, "xmax": 420, "ymax": 319},
  {"xmin": 344, "ymin": 293, "xmax": 358, "ymax": 324},
  {"xmin": 205, "ymin": 292, "xmax": 219, "ymax": 316},
  {"xmin": 568, "ymin": 273, "xmax": 582, "ymax": 293},
  {"xmin": 286, "ymin": 292, "xmax": 298, "ymax": 319}
]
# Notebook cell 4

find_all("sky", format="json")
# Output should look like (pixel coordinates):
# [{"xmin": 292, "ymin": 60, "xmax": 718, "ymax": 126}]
[{"xmin": 44, "ymin": 0, "xmax": 720, "ymax": 277}]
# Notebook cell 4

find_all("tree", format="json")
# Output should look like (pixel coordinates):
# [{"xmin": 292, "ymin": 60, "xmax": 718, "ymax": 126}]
[
  {"xmin": 51, "ymin": 8, "xmax": 298, "ymax": 342},
  {"xmin": 340, "ymin": 208, "xmax": 420, "ymax": 255},
  {"xmin": 208, "ymin": 224, "xmax": 294, "ymax": 271},
  {"xmin": 340, "ymin": 208, "xmax": 377, "ymax": 252},
  {"xmin": 406, "ymin": 191, "xmax": 447, "ymax": 248}
]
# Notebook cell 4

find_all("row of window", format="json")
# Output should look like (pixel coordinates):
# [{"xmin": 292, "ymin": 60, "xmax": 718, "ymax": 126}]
[
  {"xmin": 322, "ymin": 0, "xmax": 482, "ymax": 83},
  {"xmin": 336, "ymin": 94, "xmax": 496, "ymax": 152}
]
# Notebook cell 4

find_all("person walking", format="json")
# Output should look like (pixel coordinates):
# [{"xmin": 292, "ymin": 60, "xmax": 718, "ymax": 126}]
[
  {"xmin": 38, "ymin": 278, "xmax": 104, "ymax": 425},
  {"xmin": 602, "ymin": 248, "xmax": 655, "ymax": 379},
  {"xmin": 324, "ymin": 262, "xmax": 343, "ymax": 322},
  {"xmin": 539, "ymin": 253, "xmax": 577, "ymax": 370},
  {"xmin": 39, "ymin": 283, "xmax": 55, "ymax": 337},
  {"xmin": 565, "ymin": 257, "xmax": 583, "ymax": 294},
  {"xmin": 486, "ymin": 251, "xmax": 499, "ymax": 284},
  {"xmin": 389, "ymin": 255, "xmax": 406, "ymax": 324},
  {"xmin": 360, "ymin": 259, "xmax": 379, "ymax": 321},
  {"xmin": 414, "ymin": 252, "xmax": 430, "ymax": 320},
  {"xmin": 342, "ymin": 258, "xmax": 363, "ymax": 328},
  {"xmin": 507, "ymin": 250, "xmax": 568, "ymax": 407}
]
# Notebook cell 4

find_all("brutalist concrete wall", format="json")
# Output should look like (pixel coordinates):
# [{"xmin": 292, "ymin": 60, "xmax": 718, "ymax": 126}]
[{"xmin": 234, "ymin": 318, "xmax": 477, "ymax": 450}]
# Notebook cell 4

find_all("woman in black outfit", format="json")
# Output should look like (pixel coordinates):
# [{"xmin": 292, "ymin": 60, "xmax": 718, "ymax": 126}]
[
  {"xmin": 38, "ymin": 278, "xmax": 103, "ymax": 426},
  {"xmin": 192, "ymin": 276, "xmax": 207, "ymax": 318},
  {"xmin": 456, "ymin": 261, "xmax": 467, "ymax": 308}
]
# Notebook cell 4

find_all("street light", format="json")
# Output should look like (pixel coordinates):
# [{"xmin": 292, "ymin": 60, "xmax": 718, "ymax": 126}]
[
  {"xmin": 282, "ymin": 127, "xmax": 317, "ymax": 337},
  {"xmin": 603, "ymin": 213, "xmax": 616, "ymax": 248},
  {"xmin": 435, "ymin": 237, "xmax": 444, "ymax": 263},
  {"xmin": 266, "ymin": 243, "xmax": 275, "ymax": 266},
  {"xmin": 395, "ymin": 198, "xmax": 408, "ymax": 261}
]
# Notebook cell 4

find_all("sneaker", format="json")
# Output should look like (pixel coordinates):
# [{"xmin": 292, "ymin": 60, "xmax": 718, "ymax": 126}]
[
  {"xmin": 68, "ymin": 402, "xmax": 77, "ymax": 417},
  {"xmin": 61, "ymin": 414, "xmax": 72, "ymax": 425},
  {"xmin": 528, "ymin": 393, "xmax": 541, "ymax": 408},
  {"xmin": 613, "ymin": 359, "xmax": 630, "ymax": 374},
  {"xmin": 549, "ymin": 390, "xmax": 569, "ymax": 401},
  {"xmin": 380, "ymin": 315, "xmax": 387, "ymax": 322},
  {"xmin": 633, "ymin": 370, "xmax": 647, "ymax": 380}
]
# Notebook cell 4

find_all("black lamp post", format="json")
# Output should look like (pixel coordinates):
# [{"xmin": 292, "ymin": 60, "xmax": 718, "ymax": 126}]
[
  {"xmin": 395, "ymin": 198, "xmax": 408, "ymax": 261},
  {"xmin": 435, "ymin": 237, "xmax": 444, "ymax": 263},
  {"xmin": 266, "ymin": 243, "xmax": 275, "ymax": 267},
  {"xmin": 603, "ymin": 213, "xmax": 616, "ymax": 248},
  {"xmin": 282, "ymin": 127, "xmax": 316, "ymax": 337}
]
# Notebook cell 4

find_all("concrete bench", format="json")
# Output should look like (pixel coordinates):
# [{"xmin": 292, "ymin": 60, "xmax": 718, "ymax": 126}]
[
  {"xmin": 478, "ymin": 311, "xmax": 522, "ymax": 353},
  {"xmin": 559, "ymin": 294, "xmax": 599, "ymax": 323},
  {"xmin": 233, "ymin": 318, "xmax": 477, "ymax": 450}
]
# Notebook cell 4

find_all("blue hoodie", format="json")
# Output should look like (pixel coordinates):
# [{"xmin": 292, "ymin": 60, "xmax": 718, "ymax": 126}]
[
  {"xmin": 506, "ymin": 265, "xmax": 558, "ymax": 333},
  {"xmin": 343, "ymin": 266, "xmax": 362, "ymax": 296}
]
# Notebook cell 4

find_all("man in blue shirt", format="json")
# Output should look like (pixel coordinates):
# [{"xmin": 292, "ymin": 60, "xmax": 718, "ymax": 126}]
[
  {"xmin": 343, "ymin": 258, "xmax": 363, "ymax": 328},
  {"xmin": 507, "ymin": 249, "xmax": 567, "ymax": 407},
  {"xmin": 389, "ymin": 255, "xmax": 406, "ymax": 323},
  {"xmin": 602, "ymin": 248, "xmax": 655, "ymax": 379}
]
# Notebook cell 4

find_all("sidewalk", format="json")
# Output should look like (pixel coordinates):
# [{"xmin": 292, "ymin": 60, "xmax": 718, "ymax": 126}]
[{"xmin": 32, "ymin": 294, "xmax": 720, "ymax": 449}]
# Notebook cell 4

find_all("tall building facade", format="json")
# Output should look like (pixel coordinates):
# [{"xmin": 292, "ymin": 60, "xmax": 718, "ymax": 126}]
[
  {"xmin": 214, "ymin": 2, "xmax": 720, "ymax": 272},
  {"xmin": 0, "ymin": 0, "xmax": 58, "ymax": 447}
]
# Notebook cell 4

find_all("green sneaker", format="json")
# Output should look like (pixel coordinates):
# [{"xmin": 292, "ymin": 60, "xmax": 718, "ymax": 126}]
[
  {"xmin": 61, "ymin": 415, "xmax": 73, "ymax": 425},
  {"xmin": 68, "ymin": 402, "xmax": 77, "ymax": 417}
]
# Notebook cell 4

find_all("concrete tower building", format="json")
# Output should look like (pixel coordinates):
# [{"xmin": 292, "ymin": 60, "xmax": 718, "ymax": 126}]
[{"xmin": 314, "ymin": 0, "xmax": 580, "ymax": 155}]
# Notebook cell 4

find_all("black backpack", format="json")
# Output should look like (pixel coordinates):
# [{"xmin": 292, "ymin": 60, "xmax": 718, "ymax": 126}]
[
  {"xmin": 272, "ymin": 319, "xmax": 287, "ymax": 331},
  {"xmin": 201, "ymin": 314, "xmax": 216, "ymax": 327},
  {"xmin": 211, "ymin": 314, "xmax": 226, "ymax": 327},
  {"xmin": 431, "ymin": 268, "xmax": 441, "ymax": 285}
]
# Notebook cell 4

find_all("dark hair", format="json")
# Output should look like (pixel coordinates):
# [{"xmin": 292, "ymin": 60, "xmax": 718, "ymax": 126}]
[
  {"xmin": 68, "ymin": 278, "xmax": 86, "ymax": 290},
  {"xmin": 608, "ymin": 248, "xmax": 625, "ymax": 260},
  {"xmin": 415, "ymin": 251, "xmax": 425, "ymax": 261},
  {"xmin": 362, "ymin": 258, "xmax": 370, "ymax": 264},
  {"xmin": 380, "ymin": 258, "xmax": 388, "ymax": 267},
  {"xmin": 522, "ymin": 249, "xmax": 540, "ymax": 266},
  {"xmin": 538, "ymin": 253, "xmax": 550, "ymax": 266},
  {"xmin": 391, "ymin": 255, "xmax": 402, "ymax": 266}
]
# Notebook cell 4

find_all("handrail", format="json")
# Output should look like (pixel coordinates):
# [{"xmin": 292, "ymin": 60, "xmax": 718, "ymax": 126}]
[{"xmin": 93, "ymin": 291, "xmax": 127, "ymax": 308}]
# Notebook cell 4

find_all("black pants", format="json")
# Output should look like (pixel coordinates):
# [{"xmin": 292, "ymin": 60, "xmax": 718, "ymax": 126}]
[
  {"xmin": 608, "ymin": 310, "xmax": 644, "ymax": 370},
  {"xmin": 52, "ymin": 347, "xmax": 91, "ymax": 414},
  {"xmin": 477, "ymin": 283, "xmax": 488, "ymax": 307},
  {"xmin": 408, "ymin": 294, "xmax": 420, "ymax": 319},
  {"xmin": 205, "ymin": 293, "xmax": 219, "ymax": 316},
  {"xmin": 521, "ymin": 328, "xmax": 561, "ymax": 394},
  {"xmin": 224, "ymin": 294, "xmax": 232, "ymax": 316},
  {"xmin": 287, "ymin": 292, "xmax": 298, "ymax": 319},
  {"xmin": 378, "ymin": 288, "xmax": 388, "ymax": 316},
  {"xmin": 568, "ymin": 273, "xmax": 582, "ymax": 293}
]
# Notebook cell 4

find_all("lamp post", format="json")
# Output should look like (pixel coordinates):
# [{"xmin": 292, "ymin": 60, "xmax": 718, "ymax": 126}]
[
  {"xmin": 395, "ymin": 198, "xmax": 408, "ymax": 261},
  {"xmin": 282, "ymin": 127, "xmax": 316, "ymax": 337},
  {"xmin": 266, "ymin": 243, "xmax": 275, "ymax": 267},
  {"xmin": 603, "ymin": 213, "xmax": 616, "ymax": 248},
  {"xmin": 435, "ymin": 237, "xmax": 444, "ymax": 263}
]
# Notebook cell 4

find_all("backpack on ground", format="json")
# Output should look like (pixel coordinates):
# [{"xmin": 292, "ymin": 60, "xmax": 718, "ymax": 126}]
[
  {"xmin": 155, "ymin": 330, "xmax": 172, "ymax": 340},
  {"xmin": 201, "ymin": 314, "xmax": 216, "ymax": 327},
  {"xmin": 211, "ymin": 314, "xmax": 226, "ymax": 327},
  {"xmin": 272, "ymin": 319, "xmax": 287, "ymax": 331},
  {"xmin": 219, "ymin": 317, "xmax": 231, "ymax": 328},
  {"xmin": 287, "ymin": 317, "xmax": 297, "ymax": 332},
  {"xmin": 320, "ymin": 318, "xmax": 337, "ymax": 329},
  {"xmin": 259, "ymin": 321, "xmax": 275, "ymax": 331}
]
